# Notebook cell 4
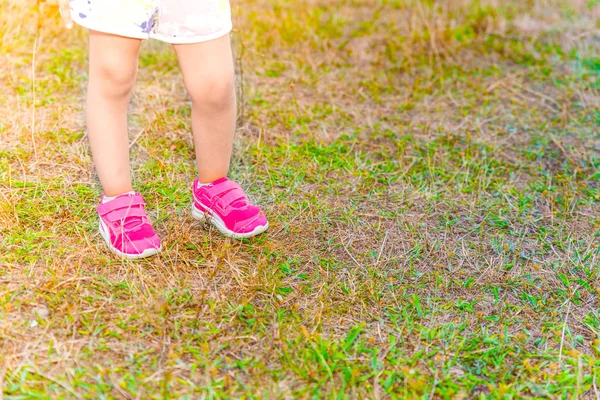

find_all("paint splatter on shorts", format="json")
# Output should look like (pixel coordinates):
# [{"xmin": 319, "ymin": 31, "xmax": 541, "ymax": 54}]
[{"xmin": 70, "ymin": 0, "xmax": 232, "ymax": 43}]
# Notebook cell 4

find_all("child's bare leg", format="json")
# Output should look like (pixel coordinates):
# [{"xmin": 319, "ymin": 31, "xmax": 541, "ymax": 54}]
[
  {"xmin": 172, "ymin": 35, "xmax": 236, "ymax": 183},
  {"xmin": 87, "ymin": 30, "xmax": 142, "ymax": 196}
]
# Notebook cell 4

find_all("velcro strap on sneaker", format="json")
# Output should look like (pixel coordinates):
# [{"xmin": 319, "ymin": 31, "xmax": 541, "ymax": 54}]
[
  {"xmin": 205, "ymin": 179, "xmax": 243, "ymax": 198},
  {"xmin": 217, "ymin": 188, "xmax": 247, "ymax": 209},
  {"xmin": 97, "ymin": 194, "xmax": 145, "ymax": 216},
  {"xmin": 104, "ymin": 206, "xmax": 148, "ymax": 222}
]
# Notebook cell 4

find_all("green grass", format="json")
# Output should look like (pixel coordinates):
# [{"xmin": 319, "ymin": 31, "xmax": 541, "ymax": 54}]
[{"xmin": 1, "ymin": 0, "xmax": 599, "ymax": 398}]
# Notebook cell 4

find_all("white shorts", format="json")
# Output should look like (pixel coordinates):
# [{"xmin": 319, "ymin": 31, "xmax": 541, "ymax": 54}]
[{"xmin": 70, "ymin": 0, "xmax": 232, "ymax": 44}]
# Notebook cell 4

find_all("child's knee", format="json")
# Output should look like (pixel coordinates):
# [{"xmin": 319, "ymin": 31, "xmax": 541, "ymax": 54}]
[
  {"xmin": 187, "ymin": 71, "xmax": 235, "ymax": 109},
  {"xmin": 92, "ymin": 57, "xmax": 138, "ymax": 98}
]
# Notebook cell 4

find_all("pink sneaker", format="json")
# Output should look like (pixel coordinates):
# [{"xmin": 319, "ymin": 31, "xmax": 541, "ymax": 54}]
[
  {"xmin": 97, "ymin": 192, "xmax": 162, "ymax": 259},
  {"xmin": 192, "ymin": 177, "xmax": 269, "ymax": 239}
]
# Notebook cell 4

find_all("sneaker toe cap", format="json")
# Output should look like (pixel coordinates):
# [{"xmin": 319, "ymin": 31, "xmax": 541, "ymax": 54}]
[
  {"xmin": 116, "ymin": 226, "xmax": 161, "ymax": 255},
  {"xmin": 233, "ymin": 207, "xmax": 268, "ymax": 234}
]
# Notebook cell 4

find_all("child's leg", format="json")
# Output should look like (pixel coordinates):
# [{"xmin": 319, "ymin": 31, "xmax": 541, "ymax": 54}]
[
  {"xmin": 87, "ymin": 30, "xmax": 142, "ymax": 196},
  {"xmin": 172, "ymin": 35, "xmax": 236, "ymax": 184}
]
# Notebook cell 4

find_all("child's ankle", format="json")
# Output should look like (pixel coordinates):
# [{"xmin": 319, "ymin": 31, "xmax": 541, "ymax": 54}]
[{"xmin": 102, "ymin": 190, "xmax": 135, "ymax": 203}]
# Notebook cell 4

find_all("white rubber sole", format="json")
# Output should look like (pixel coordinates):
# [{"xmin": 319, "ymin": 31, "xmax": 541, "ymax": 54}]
[
  {"xmin": 99, "ymin": 220, "xmax": 161, "ymax": 260},
  {"xmin": 192, "ymin": 204, "xmax": 269, "ymax": 239}
]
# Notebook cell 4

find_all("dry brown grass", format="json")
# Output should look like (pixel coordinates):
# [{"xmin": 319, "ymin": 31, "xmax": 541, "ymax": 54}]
[{"xmin": 1, "ymin": 0, "xmax": 599, "ymax": 397}]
